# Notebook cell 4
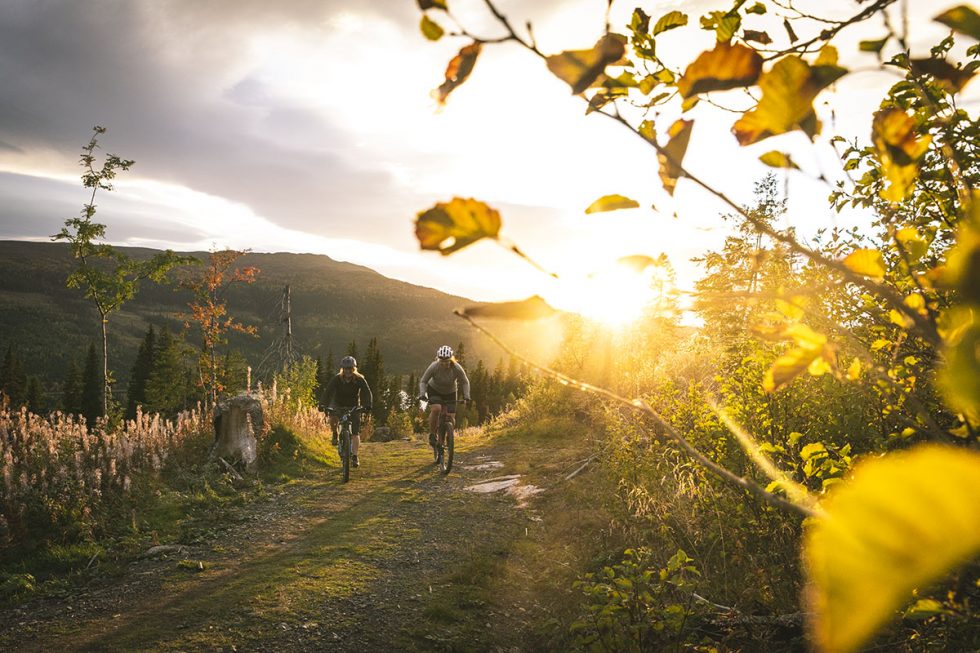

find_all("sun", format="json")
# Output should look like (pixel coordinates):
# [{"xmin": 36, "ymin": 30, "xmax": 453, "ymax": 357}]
[{"xmin": 545, "ymin": 258, "xmax": 672, "ymax": 328}]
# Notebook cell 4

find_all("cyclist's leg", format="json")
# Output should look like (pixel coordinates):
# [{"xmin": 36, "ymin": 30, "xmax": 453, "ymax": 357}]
[
  {"xmin": 351, "ymin": 410, "xmax": 361, "ymax": 457},
  {"xmin": 328, "ymin": 409, "xmax": 340, "ymax": 444},
  {"xmin": 443, "ymin": 398, "xmax": 457, "ymax": 441},
  {"xmin": 429, "ymin": 401, "xmax": 443, "ymax": 445}
]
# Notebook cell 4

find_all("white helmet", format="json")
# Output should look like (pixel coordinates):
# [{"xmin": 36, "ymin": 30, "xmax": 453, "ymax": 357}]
[{"xmin": 437, "ymin": 345, "xmax": 454, "ymax": 360}]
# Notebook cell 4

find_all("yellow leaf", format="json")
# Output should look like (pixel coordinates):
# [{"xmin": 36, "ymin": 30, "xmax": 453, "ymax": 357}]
[
  {"xmin": 775, "ymin": 296, "xmax": 806, "ymax": 320},
  {"xmin": 870, "ymin": 338, "xmax": 890, "ymax": 352},
  {"xmin": 415, "ymin": 197, "xmax": 501, "ymax": 255},
  {"xmin": 420, "ymin": 15, "xmax": 444, "ymax": 41},
  {"xmin": 733, "ymin": 55, "xmax": 846, "ymax": 145},
  {"xmin": 808, "ymin": 356, "xmax": 831, "ymax": 377},
  {"xmin": 903, "ymin": 293, "xmax": 926, "ymax": 314},
  {"xmin": 764, "ymin": 345, "xmax": 824, "ymax": 392},
  {"xmin": 546, "ymin": 34, "xmax": 627, "ymax": 95},
  {"xmin": 814, "ymin": 45, "xmax": 839, "ymax": 67},
  {"xmin": 935, "ymin": 5, "xmax": 980, "ymax": 41},
  {"xmin": 889, "ymin": 309, "xmax": 913, "ymax": 328},
  {"xmin": 783, "ymin": 323, "xmax": 826, "ymax": 351},
  {"xmin": 653, "ymin": 10, "xmax": 688, "ymax": 35},
  {"xmin": 846, "ymin": 358, "xmax": 862, "ymax": 380},
  {"xmin": 842, "ymin": 249, "xmax": 886, "ymax": 279},
  {"xmin": 871, "ymin": 108, "xmax": 932, "ymax": 203},
  {"xmin": 432, "ymin": 42, "xmax": 482, "ymax": 105},
  {"xmin": 658, "ymin": 119, "xmax": 694, "ymax": 196},
  {"xmin": 938, "ymin": 307, "xmax": 980, "ymax": 418},
  {"xmin": 585, "ymin": 194, "xmax": 640, "ymax": 214},
  {"xmin": 895, "ymin": 227, "xmax": 928, "ymax": 262},
  {"xmin": 677, "ymin": 42, "xmax": 762, "ymax": 98},
  {"xmin": 803, "ymin": 445, "xmax": 980, "ymax": 653},
  {"xmin": 759, "ymin": 151, "xmax": 800, "ymax": 169}
]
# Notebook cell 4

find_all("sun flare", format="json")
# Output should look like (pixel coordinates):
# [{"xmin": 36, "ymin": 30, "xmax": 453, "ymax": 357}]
[{"xmin": 546, "ymin": 259, "xmax": 673, "ymax": 328}]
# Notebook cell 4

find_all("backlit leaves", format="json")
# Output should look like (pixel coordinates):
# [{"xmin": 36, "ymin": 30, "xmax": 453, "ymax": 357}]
[
  {"xmin": 433, "ymin": 43, "xmax": 482, "ymax": 105},
  {"xmin": 759, "ymin": 151, "xmax": 799, "ymax": 169},
  {"xmin": 677, "ymin": 42, "xmax": 762, "ymax": 98},
  {"xmin": 909, "ymin": 58, "xmax": 975, "ymax": 93},
  {"xmin": 420, "ymin": 15, "xmax": 444, "ymax": 41},
  {"xmin": 938, "ymin": 307, "xmax": 980, "ymax": 418},
  {"xmin": 804, "ymin": 445, "xmax": 980, "ymax": 653},
  {"xmin": 658, "ymin": 119, "xmax": 694, "ymax": 196},
  {"xmin": 871, "ymin": 108, "xmax": 932, "ymax": 202},
  {"xmin": 934, "ymin": 5, "xmax": 980, "ymax": 41},
  {"xmin": 415, "ymin": 197, "xmax": 501, "ymax": 255},
  {"xmin": 585, "ymin": 194, "xmax": 640, "ymax": 214},
  {"xmin": 546, "ymin": 34, "xmax": 627, "ymax": 95},
  {"xmin": 701, "ymin": 10, "xmax": 741, "ymax": 43},
  {"xmin": 733, "ymin": 56, "xmax": 846, "ymax": 145},
  {"xmin": 653, "ymin": 11, "xmax": 688, "ymax": 35},
  {"xmin": 757, "ymin": 323, "xmax": 835, "ymax": 392},
  {"xmin": 842, "ymin": 248, "xmax": 886, "ymax": 279},
  {"xmin": 417, "ymin": 0, "xmax": 447, "ymax": 10},
  {"xmin": 458, "ymin": 295, "xmax": 558, "ymax": 320},
  {"xmin": 860, "ymin": 37, "xmax": 889, "ymax": 54}
]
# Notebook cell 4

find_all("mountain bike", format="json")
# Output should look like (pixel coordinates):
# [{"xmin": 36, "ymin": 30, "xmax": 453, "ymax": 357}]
[
  {"xmin": 421, "ymin": 396, "xmax": 467, "ymax": 475},
  {"xmin": 328, "ymin": 406, "xmax": 364, "ymax": 483}
]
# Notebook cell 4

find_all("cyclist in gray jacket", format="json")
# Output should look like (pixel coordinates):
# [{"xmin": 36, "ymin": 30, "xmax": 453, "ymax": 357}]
[{"xmin": 419, "ymin": 345, "xmax": 471, "ymax": 451}]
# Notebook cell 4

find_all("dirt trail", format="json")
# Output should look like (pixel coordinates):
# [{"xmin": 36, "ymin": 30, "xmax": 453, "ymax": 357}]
[{"xmin": 0, "ymin": 434, "xmax": 559, "ymax": 652}]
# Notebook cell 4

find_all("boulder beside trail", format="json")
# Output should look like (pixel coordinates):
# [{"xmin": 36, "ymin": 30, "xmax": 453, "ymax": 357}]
[{"xmin": 211, "ymin": 393, "xmax": 263, "ymax": 470}]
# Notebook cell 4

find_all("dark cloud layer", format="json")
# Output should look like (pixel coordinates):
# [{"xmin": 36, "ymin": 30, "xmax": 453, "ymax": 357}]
[{"xmin": 0, "ymin": 0, "xmax": 420, "ymax": 243}]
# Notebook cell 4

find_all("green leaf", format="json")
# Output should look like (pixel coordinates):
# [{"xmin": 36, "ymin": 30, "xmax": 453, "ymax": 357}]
[
  {"xmin": 432, "ymin": 42, "xmax": 482, "ymax": 105},
  {"xmin": 420, "ymin": 15, "xmax": 444, "ymax": 41},
  {"xmin": 746, "ymin": 3, "xmax": 767, "ymax": 15},
  {"xmin": 733, "ymin": 55, "xmax": 846, "ymax": 145},
  {"xmin": 859, "ymin": 37, "xmax": 889, "ymax": 54},
  {"xmin": 871, "ymin": 108, "xmax": 931, "ymax": 202},
  {"xmin": 658, "ymin": 119, "xmax": 694, "ymax": 196},
  {"xmin": 415, "ymin": 197, "xmax": 501, "ymax": 254},
  {"xmin": 759, "ymin": 151, "xmax": 799, "ymax": 169},
  {"xmin": 585, "ymin": 194, "xmax": 640, "ymax": 214},
  {"xmin": 803, "ymin": 445, "xmax": 980, "ymax": 653},
  {"xmin": 546, "ymin": 34, "xmax": 627, "ymax": 95},
  {"xmin": 677, "ymin": 42, "xmax": 763, "ymax": 98},
  {"xmin": 935, "ymin": 5, "xmax": 980, "ymax": 41},
  {"xmin": 653, "ymin": 11, "xmax": 688, "ymax": 35},
  {"xmin": 458, "ymin": 295, "xmax": 558, "ymax": 320},
  {"xmin": 800, "ymin": 442, "xmax": 827, "ymax": 462}
]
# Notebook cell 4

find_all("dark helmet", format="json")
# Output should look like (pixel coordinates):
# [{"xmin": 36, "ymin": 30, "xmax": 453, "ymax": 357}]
[{"xmin": 341, "ymin": 356, "xmax": 357, "ymax": 369}]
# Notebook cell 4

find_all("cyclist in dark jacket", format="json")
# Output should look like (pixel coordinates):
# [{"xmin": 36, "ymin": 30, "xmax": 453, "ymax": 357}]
[{"xmin": 321, "ymin": 356, "xmax": 373, "ymax": 467}]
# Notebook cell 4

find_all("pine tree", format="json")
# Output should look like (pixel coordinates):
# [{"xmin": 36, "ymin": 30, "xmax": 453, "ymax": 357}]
[
  {"xmin": 346, "ymin": 341, "xmax": 358, "ymax": 364},
  {"xmin": 361, "ymin": 337, "xmax": 388, "ymax": 423},
  {"xmin": 25, "ymin": 377, "xmax": 43, "ymax": 414},
  {"xmin": 126, "ymin": 325, "xmax": 156, "ymax": 419},
  {"xmin": 454, "ymin": 341, "xmax": 466, "ymax": 366},
  {"xmin": 62, "ymin": 356, "xmax": 83, "ymax": 415},
  {"xmin": 1, "ymin": 344, "xmax": 27, "ymax": 406},
  {"xmin": 325, "ymin": 349, "xmax": 335, "ymax": 375},
  {"xmin": 144, "ymin": 327, "xmax": 196, "ymax": 416},
  {"xmin": 81, "ymin": 342, "xmax": 103, "ymax": 425}
]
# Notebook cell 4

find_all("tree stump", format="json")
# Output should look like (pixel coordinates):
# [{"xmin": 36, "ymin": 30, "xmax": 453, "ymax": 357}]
[{"xmin": 211, "ymin": 393, "xmax": 263, "ymax": 471}]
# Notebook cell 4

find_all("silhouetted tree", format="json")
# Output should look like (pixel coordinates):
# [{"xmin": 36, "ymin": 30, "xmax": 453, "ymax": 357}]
[{"xmin": 126, "ymin": 325, "xmax": 156, "ymax": 419}]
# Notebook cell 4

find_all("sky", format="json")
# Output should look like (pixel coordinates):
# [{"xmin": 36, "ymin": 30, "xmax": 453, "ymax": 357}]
[{"xmin": 0, "ymin": 0, "xmax": 974, "ymax": 321}]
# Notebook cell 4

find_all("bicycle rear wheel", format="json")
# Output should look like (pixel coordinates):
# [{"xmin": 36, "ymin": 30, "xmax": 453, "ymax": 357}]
[
  {"xmin": 440, "ymin": 421, "xmax": 454, "ymax": 474},
  {"xmin": 341, "ymin": 427, "xmax": 351, "ymax": 483}
]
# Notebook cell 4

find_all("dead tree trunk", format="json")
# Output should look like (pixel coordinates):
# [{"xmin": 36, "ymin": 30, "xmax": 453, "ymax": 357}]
[{"xmin": 211, "ymin": 393, "xmax": 263, "ymax": 471}]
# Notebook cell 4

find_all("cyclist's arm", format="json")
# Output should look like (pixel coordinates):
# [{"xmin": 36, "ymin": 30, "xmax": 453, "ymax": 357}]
[
  {"xmin": 321, "ymin": 375, "xmax": 338, "ymax": 408},
  {"xmin": 454, "ymin": 362, "xmax": 471, "ymax": 400},
  {"xmin": 359, "ymin": 376, "xmax": 373, "ymax": 410},
  {"xmin": 419, "ymin": 361, "xmax": 436, "ymax": 397}
]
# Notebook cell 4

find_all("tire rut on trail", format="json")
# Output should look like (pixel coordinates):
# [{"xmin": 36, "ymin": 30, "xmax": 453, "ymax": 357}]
[{"xmin": 0, "ymin": 436, "xmax": 543, "ymax": 652}]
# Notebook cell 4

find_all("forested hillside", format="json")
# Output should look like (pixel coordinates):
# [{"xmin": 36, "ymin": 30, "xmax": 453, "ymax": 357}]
[{"xmin": 0, "ymin": 240, "xmax": 543, "ymax": 383}]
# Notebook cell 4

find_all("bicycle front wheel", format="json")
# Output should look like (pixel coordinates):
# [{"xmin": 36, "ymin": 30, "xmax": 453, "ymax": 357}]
[
  {"xmin": 341, "ymin": 427, "xmax": 351, "ymax": 483},
  {"xmin": 441, "ymin": 421, "xmax": 454, "ymax": 474}
]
